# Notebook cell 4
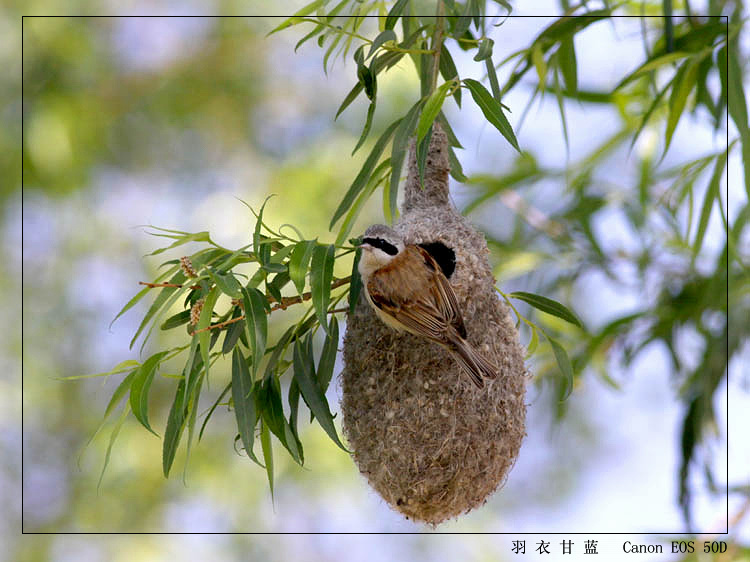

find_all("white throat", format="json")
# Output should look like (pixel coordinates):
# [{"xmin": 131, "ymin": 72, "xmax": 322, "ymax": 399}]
[{"xmin": 358, "ymin": 247, "xmax": 395, "ymax": 279}]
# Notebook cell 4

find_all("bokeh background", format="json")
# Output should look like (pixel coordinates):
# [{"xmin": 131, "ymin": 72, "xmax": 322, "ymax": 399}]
[{"xmin": 11, "ymin": 1, "xmax": 749, "ymax": 560}]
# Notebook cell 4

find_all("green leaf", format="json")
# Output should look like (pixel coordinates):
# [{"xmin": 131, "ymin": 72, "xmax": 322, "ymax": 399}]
[
  {"xmin": 501, "ymin": 10, "xmax": 610, "ymax": 95},
  {"xmin": 473, "ymin": 37, "xmax": 494, "ymax": 61},
  {"xmin": 558, "ymin": 36, "xmax": 577, "ymax": 94},
  {"xmin": 664, "ymin": 58, "xmax": 700, "ymax": 156},
  {"xmin": 137, "ymin": 283, "xmax": 190, "ymax": 355},
  {"xmin": 310, "ymin": 244, "xmax": 335, "ymax": 335},
  {"xmin": 352, "ymin": 99, "xmax": 377, "ymax": 156},
  {"xmin": 531, "ymin": 43, "xmax": 547, "ymax": 88},
  {"xmin": 367, "ymin": 29, "xmax": 397, "ymax": 59},
  {"xmin": 716, "ymin": 45, "xmax": 728, "ymax": 124},
  {"xmin": 418, "ymin": 50, "xmax": 432, "ymax": 98},
  {"xmin": 261, "ymin": 261, "xmax": 287, "ymax": 274},
  {"xmin": 330, "ymin": 117, "xmax": 402, "ymax": 228},
  {"xmin": 181, "ymin": 336, "xmax": 203, "ymax": 406},
  {"xmin": 317, "ymin": 315, "xmax": 339, "ymax": 393},
  {"xmin": 349, "ymin": 248, "xmax": 363, "ymax": 314},
  {"xmin": 129, "ymin": 271, "xmax": 186, "ymax": 349},
  {"xmin": 454, "ymin": 12, "xmax": 472, "ymax": 38},
  {"xmin": 509, "ymin": 291, "xmax": 583, "ymax": 328},
  {"xmin": 263, "ymin": 324, "xmax": 296, "ymax": 381},
  {"xmin": 267, "ymin": 0, "xmax": 325, "ymax": 35},
  {"xmin": 267, "ymin": 270, "xmax": 291, "ymax": 304},
  {"xmin": 335, "ymin": 49, "xmax": 406, "ymax": 119},
  {"xmin": 260, "ymin": 420, "xmax": 274, "ymax": 500},
  {"xmin": 727, "ymin": 39, "xmax": 750, "ymax": 197},
  {"xmin": 293, "ymin": 339, "xmax": 348, "ymax": 452},
  {"xmin": 726, "ymin": 43, "xmax": 748, "ymax": 132},
  {"xmin": 222, "ymin": 309, "xmax": 244, "ymax": 355},
  {"xmin": 525, "ymin": 323, "xmax": 539, "ymax": 359},
  {"xmin": 485, "ymin": 57, "xmax": 502, "ymax": 104},
  {"xmin": 447, "ymin": 144, "xmax": 467, "ymax": 182},
  {"xmin": 491, "ymin": 0, "xmax": 512, "ymax": 16},
  {"xmin": 109, "ymin": 286, "xmax": 150, "ymax": 330},
  {"xmin": 197, "ymin": 287, "xmax": 220, "ymax": 384},
  {"xmin": 357, "ymin": 63, "xmax": 377, "ymax": 101},
  {"xmin": 615, "ymin": 51, "xmax": 691, "ymax": 90},
  {"xmin": 181, "ymin": 371, "xmax": 204, "ymax": 483},
  {"xmin": 546, "ymin": 332, "xmax": 574, "ymax": 400},
  {"xmin": 257, "ymin": 376, "xmax": 302, "ymax": 465},
  {"xmin": 232, "ymin": 347, "xmax": 260, "ymax": 464},
  {"xmin": 129, "ymin": 350, "xmax": 170, "ymax": 436},
  {"xmin": 58, "ymin": 359, "xmax": 140, "ymax": 380},
  {"xmin": 207, "ymin": 269, "xmax": 242, "ymax": 299},
  {"xmin": 289, "ymin": 240, "xmax": 316, "ymax": 296},
  {"xmin": 146, "ymin": 231, "xmax": 212, "ymax": 256},
  {"xmin": 335, "ymin": 158, "xmax": 391, "ymax": 246},
  {"xmin": 102, "ymin": 369, "xmax": 138, "ymax": 418},
  {"xmin": 536, "ymin": 9, "xmax": 610, "ymax": 44},
  {"xmin": 97, "ymin": 403, "xmax": 130, "ymax": 490},
  {"xmin": 336, "ymin": 83, "xmax": 365, "ymax": 120},
  {"xmin": 389, "ymin": 100, "xmax": 423, "ymax": 219},
  {"xmin": 628, "ymin": 78, "xmax": 673, "ymax": 152},
  {"xmin": 163, "ymin": 378, "xmax": 186, "ymax": 477},
  {"xmin": 294, "ymin": 22, "xmax": 325, "ymax": 52},
  {"xmin": 80, "ymin": 369, "xmax": 137, "ymax": 467},
  {"xmin": 241, "ymin": 286, "xmax": 269, "ymax": 377},
  {"xmin": 417, "ymin": 80, "xmax": 454, "ymax": 143},
  {"xmin": 288, "ymin": 378, "xmax": 302, "ymax": 440},
  {"xmin": 385, "ymin": 0, "xmax": 408, "ymax": 30},
  {"xmin": 253, "ymin": 197, "xmax": 273, "ymax": 266},
  {"xmin": 552, "ymin": 63, "xmax": 569, "ymax": 151},
  {"xmin": 439, "ymin": 45, "xmax": 461, "ymax": 107},
  {"xmin": 464, "ymin": 78, "xmax": 520, "ymax": 152},
  {"xmin": 692, "ymin": 152, "xmax": 728, "ymax": 263},
  {"xmin": 198, "ymin": 381, "xmax": 231, "ymax": 442},
  {"xmin": 160, "ymin": 310, "xmax": 191, "ymax": 331},
  {"xmin": 436, "ymin": 112, "xmax": 463, "ymax": 149}
]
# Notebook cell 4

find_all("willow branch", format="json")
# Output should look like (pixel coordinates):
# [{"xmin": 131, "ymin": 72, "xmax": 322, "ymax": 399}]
[{"xmin": 192, "ymin": 276, "xmax": 352, "ymax": 334}]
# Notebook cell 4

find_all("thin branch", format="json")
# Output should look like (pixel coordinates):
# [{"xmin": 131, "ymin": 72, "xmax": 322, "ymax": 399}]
[
  {"xmin": 192, "ymin": 276, "xmax": 352, "ymax": 334},
  {"xmin": 139, "ymin": 281, "xmax": 201, "ymax": 290},
  {"xmin": 430, "ymin": 0, "xmax": 445, "ymax": 94}
]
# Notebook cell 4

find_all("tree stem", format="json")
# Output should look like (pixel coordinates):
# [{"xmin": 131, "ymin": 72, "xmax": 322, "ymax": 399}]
[{"xmin": 430, "ymin": 0, "xmax": 445, "ymax": 94}]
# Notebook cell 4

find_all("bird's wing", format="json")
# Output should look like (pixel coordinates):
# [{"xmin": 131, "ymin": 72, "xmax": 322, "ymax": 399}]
[
  {"xmin": 367, "ymin": 245, "xmax": 467, "ymax": 342},
  {"xmin": 417, "ymin": 246, "xmax": 467, "ymax": 340}
]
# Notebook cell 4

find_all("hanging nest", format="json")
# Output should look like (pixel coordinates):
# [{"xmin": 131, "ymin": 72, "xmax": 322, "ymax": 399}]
[{"xmin": 340, "ymin": 124, "xmax": 528, "ymax": 525}]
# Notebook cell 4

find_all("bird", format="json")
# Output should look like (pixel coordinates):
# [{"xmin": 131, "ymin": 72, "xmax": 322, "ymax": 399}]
[{"xmin": 357, "ymin": 224, "xmax": 498, "ymax": 388}]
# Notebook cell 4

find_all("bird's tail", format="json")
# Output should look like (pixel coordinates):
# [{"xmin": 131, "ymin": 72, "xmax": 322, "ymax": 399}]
[{"xmin": 449, "ymin": 338, "xmax": 499, "ymax": 389}]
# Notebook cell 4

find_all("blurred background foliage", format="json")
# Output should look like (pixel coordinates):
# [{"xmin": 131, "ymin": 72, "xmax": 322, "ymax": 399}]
[{"xmin": 11, "ymin": 0, "xmax": 749, "ymax": 560}]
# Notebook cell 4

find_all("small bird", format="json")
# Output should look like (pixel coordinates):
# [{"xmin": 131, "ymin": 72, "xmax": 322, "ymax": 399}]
[{"xmin": 357, "ymin": 224, "xmax": 498, "ymax": 388}]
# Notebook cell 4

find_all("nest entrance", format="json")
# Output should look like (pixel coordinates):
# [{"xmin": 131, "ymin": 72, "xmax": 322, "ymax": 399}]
[{"xmin": 418, "ymin": 241, "xmax": 456, "ymax": 278}]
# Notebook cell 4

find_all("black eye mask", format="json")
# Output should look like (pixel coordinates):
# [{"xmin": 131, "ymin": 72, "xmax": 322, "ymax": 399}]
[{"xmin": 363, "ymin": 237, "xmax": 399, "ymax": 256}]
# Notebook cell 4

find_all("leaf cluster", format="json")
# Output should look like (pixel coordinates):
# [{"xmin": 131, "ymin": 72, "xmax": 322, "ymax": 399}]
[{"xmin": 77, "ymin": 200, "xmax": 360, "ymax": 490}]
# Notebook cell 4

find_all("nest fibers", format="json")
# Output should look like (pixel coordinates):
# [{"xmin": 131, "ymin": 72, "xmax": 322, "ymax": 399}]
[{"xmin": 341, "ymin": 124, "xmax": 528, "ymax": 525}]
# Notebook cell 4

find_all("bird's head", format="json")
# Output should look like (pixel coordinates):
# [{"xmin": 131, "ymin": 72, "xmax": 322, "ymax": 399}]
[{"xmin": 358, "ymin": 224, "xmax": 404, "ymax": 277}]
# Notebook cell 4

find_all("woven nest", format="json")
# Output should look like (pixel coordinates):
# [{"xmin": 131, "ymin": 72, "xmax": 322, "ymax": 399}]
[{"xmin": 340, "ymin": 124, "xmax": 527, "ymax": 525}]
